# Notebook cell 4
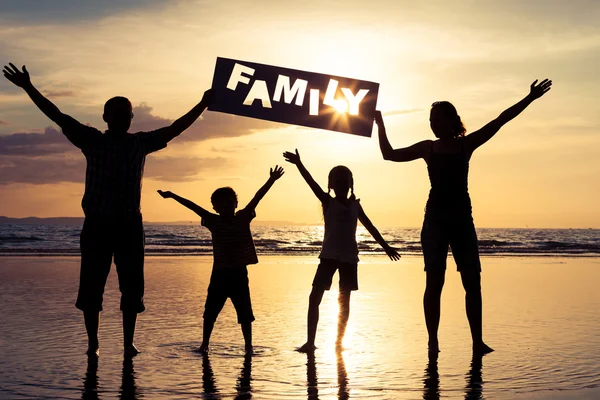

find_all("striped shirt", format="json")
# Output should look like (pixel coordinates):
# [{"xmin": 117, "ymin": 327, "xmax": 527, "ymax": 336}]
[
  {"xmin": 61, "ymin": 120, "xmax": 168, "ymax": 219},
  {"xmin": 202, "ymin": 208, "xmax": 258, "ymax": 268}
]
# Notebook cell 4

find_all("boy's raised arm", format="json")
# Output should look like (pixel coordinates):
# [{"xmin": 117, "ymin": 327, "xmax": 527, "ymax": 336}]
[
  {"xmin": 358, "ymin": 205, "xmax": 401, "ymax": 261},
  {"xmin": 245, "ymin": 165, "xmax": 285, "ymax": 212},
  {"xmin": 283, "ymin": 149, "xmax": 328, "ymax": 203},
  {"xmin": 157, "ymin": 190, "xmax": 211, "ymax": 219},
  {"xmin": 3, "ymin": 63, "xmax": 92, "ymax": 148}
]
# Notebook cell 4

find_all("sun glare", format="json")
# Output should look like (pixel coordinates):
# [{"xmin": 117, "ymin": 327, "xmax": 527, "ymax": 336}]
[{"xmin": 333, "ymin": 100, "xmax": 349, "ymax": 114}]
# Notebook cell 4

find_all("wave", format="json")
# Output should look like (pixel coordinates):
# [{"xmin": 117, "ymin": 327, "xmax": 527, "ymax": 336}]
[
  {"xmin": 1, "ymin": 224, "xmax": 599, "ymax": 256},
  {"xmin": 0, "ymin": 235, "xmax": 45, "ymax": 243}
]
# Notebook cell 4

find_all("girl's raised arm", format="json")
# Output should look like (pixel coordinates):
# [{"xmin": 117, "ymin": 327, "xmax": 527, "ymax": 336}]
[{"xmin": 283, "ymin": 149, "xmax": 328, "ymax": 203}]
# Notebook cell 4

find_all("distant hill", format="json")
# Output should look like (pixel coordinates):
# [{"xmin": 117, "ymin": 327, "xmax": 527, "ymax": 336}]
[
  {"xmin": 0, "ymin": 216, "xmax": 317, "ymax": 226},
  {"xmin": 0, "ymin": 216, "xmax": 85, "ymax": 225}
]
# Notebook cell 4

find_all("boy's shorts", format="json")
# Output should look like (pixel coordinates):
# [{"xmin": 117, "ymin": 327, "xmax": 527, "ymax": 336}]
[
  {"xmin": 312, "ymin": 258, "xmax": 359, "ymax": 292},
  {"xmin": 203, "ymin": 266, "xmax": 255, "ymax": 324},
  {"xmin": 421, "ymin": 215, "xmax": 481, "ymax": 272},
  {"xmin": 75, "ymin": 216, "xmax": 146, "ymax": 313}
]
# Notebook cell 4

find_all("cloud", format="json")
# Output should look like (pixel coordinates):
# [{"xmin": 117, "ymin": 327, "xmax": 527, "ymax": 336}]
[
  {"xmin": 130, "ymin": 103, "xmax": 278, "ymax": 142},
  {"xmin": 0, "ymin": 101, "xmax": 276, "ymax": 158},
  {"xmin": 0, "ymin": 127, "xmax": 72, "ymax": 156},
  {"xmin": 0, "ymin": 0, "xmax": 168, "ymax": 23},
  {"xmin": 44, "ymin": 90, "xmax": 76, "ymax": 98},
  {"xmin": 0, "ymin": 154, "xmax": 86, "ymax": 184},
  {"xmin": 0, "ymin": 153, "xmax": 228, "ymax": 184},
  {"xmin": 144, "ymin": 156, "xmax": 228, "ymax": 182}
]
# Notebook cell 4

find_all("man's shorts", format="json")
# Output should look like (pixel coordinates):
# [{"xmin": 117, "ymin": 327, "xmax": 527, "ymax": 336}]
[
  {"xmin": 75, "ymin": 215, "xmax": 146, "ymax": 313},
  {"xmin": 421, "ymin": 215, "xmax": 481, "ymax": 272},
  {"xmin": 203, "ymin": 267, "xmax": 255, "ymax": 324},
  {"xmin": 312, "ymin": 258, "xmax": 359, "ymax": 292}
]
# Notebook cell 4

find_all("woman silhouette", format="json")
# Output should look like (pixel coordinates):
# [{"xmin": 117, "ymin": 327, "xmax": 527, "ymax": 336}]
[{"xmin": 376, "ymin": 79, "xmax": 552, "ymax": 354}]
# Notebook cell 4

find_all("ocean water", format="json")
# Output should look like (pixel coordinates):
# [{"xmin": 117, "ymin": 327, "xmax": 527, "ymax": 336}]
[
  {"xmin": 1, "ymin": 223, "xmax": 599, "ymax": 256},
  {"xmin": 1, "ymin": 255, "xmax": 600, "ymax": 399}
]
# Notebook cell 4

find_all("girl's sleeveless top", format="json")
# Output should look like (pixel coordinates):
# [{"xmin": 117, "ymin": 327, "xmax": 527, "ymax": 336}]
[{"xmin": 319, "ymin": 198, "xmax": 360, "ymax": 263}]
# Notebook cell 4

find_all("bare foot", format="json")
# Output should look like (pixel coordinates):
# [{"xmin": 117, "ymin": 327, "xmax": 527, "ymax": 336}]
[
  {"xmin": 86, "ymin": 345, "xmax": 99, "ymax": 358},
  {"xmin": 473, "ymin": 342, "xmax": 494, "ymax": 355},
  {"xmin": 124, "ymin": 344, "xmax": 140, "ymax": 358},
  {"xmin": 195, "ymin": 343, "xmax": 209, "ymax": 355},
  {"xmin": 296, "ymin": 343, "xmax": 317, "ymax": 353},
  {"xmin": 428, "ymin": 340, "xmax": 440, "ymax": 355}
]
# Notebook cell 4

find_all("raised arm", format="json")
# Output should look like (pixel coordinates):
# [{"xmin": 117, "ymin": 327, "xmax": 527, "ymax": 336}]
[
  {"xmin": 146, "ymin": 89, "xmax": 214, "ymax": 144},
  {"xmin": 3, "ymin": 63, "xmax": 88, "ymax": 145},
  {"xmin": 358, "ymin": 205, "xmax": 400, "ymax": 261},
  {"xmin": 157, "ymin": 190, "xmax": 212, "ymax": 219},
  {"xmin": 465, "ymin": 79, "xmax": 552, "ymax": 153},
  {"xmin": 375, "ymin": 111, "xmax": 431, "ymax": 162},
  {"xmin": 283, "ymin": 149, "xmax": 328, "ymax": 203},
  {"xmin": 244, "ymin": 165, "xmax": 285, "ymax": 211}
]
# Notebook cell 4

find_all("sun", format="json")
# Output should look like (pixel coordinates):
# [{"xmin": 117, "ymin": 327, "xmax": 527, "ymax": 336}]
[{"xmin": 332, "ymin": 100, "xmax": 348, "ymax": 114}]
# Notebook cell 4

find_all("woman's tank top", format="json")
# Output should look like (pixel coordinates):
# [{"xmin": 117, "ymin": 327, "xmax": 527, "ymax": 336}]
[
  {"xmin": 425, "ymin": 139, "xmax": 472, "ymax": 219},
  {"xmin": 319, "ymin": 198, "xmax": 360, "ymax": 263}
]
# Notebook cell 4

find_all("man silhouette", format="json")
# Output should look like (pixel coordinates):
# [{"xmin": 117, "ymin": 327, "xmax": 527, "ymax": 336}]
[{"xmin": 3, "ymin": 62, "xmax": 213, "ymax": 357}]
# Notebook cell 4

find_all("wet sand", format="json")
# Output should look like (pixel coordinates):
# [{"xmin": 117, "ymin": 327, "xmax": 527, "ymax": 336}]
[{"xmin": 1, "ymin": 255, "xmax": 599, "ymax": 399}]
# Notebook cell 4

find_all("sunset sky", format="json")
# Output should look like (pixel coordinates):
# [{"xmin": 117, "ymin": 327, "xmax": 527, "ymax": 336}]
[{"xmin": 1, "ymin": 0, "xmax": 599, "ymax": 228}]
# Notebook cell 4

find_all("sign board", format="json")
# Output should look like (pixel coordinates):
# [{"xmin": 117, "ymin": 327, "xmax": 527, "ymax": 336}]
[{"xmin": 208, "ymin": 57, "xmax": 379, "ymax": 137}]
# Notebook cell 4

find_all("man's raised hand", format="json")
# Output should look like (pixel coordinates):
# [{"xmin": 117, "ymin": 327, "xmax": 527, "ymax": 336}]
[{"xmin": 3, "ymin": 63, "xmax": 31, "ymax": 88}]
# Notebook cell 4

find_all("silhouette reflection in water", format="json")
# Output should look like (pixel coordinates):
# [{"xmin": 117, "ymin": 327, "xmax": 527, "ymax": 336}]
[
  {"xmin": 422, "ymin": 353, "xmax": 440, "ymax": 400},
  {"xmin": 235, "ymin": 354, "xmax": 253, "ymax": 400},
  {"xmin": 120, "ymin": 357, "xmax": 141, "ymax": 400},
  {"xmin": 336, "ymin": 350, "xmax": 349, "ymax": 400},
  {"xmin": 202, "ymin": 354, "xmax": 220, "ymax": 399},
  {"xmin": 201, "ymin": 353, "xmax": 253, "ymax": 399},
  {"xmin": 82, "ymin": 356, "xmax": 99, "ymax": 400},
  {"xmin": 305, "ymin": 351, "xmax": 350, "ymax": 400},
  {"xmin": 306, "ymin": 353, "xmax": 319, "ymax": 399},
  {"xmin": 464, "ymin": 354, "xmax": 483, "ymax": 400},
  {"xmin": 422, "ymin": 353, "xmax": 484, "ymax": 399}
]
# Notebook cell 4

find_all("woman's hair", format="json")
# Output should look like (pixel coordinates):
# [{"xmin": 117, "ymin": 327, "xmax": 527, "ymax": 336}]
[
  {"xmin": 431, "ymin": 101, "xmax": 466, "ymax": 138},
  {"xmin": 327, "ymin": 165, "xmax": 356, "ymax": 201}
]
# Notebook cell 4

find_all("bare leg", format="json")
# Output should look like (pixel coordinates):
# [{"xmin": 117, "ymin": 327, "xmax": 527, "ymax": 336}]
[
  {"xmin": 123, "ymin": 312, "xmax": 140, "ymax": 358},
  {"xmin": 336, "ymin": 290, "xmax": 351, "ymax": 350},
  {"xmin": 460, "ymin": 270, "xmax": 493, "ymax": 355},
  {"xmin": 198, "ymin": 319, "xmax": 215, "ymax": 354},
  {"xmin": 297, "ymin": 287, "xmax": 326, "ymax": 353},
  {"xmin": 84, "ymin": 311, "xmax": 100, "ymax": 357},
  {"xmin": 241, "ymin": 322, "xmax": 253, "ymax": 354},
  {"xmin": 424, "ymin": 271, "xmax": 445, "ymax": 353}
]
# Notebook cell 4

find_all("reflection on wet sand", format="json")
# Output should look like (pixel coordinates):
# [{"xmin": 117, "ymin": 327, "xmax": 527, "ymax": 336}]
[
  {"xmin": 305, "ymin": 350, "xmax": 350, "ymax": 400},
  {"xmin": 235, "ymin": 354, "xmax": 253, "ymax": 400},
  {"xmin": 336, "ymin": 350, "xmax": 349, "ymax": 400},
  {"xmin": 464, "ymin": 355, "xmax": 483, "ymax": 400},
  {"xmin": 202, "ymin": 353, "xmax": 253, "ymax": 399},
  {"xmin": 120, "ymin": 357, "xmax": 141, "ymax": 400},
  {"xmin": 422, "ymin": 353, "xmax": 440, "ymax": 400},
  {"xmin": 423, "ymin": 353, "xmax": 484, "ymax": 400},
  {"xmin": 82, "ymin": 357, "xmax": 99, "ymax": 400}
]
